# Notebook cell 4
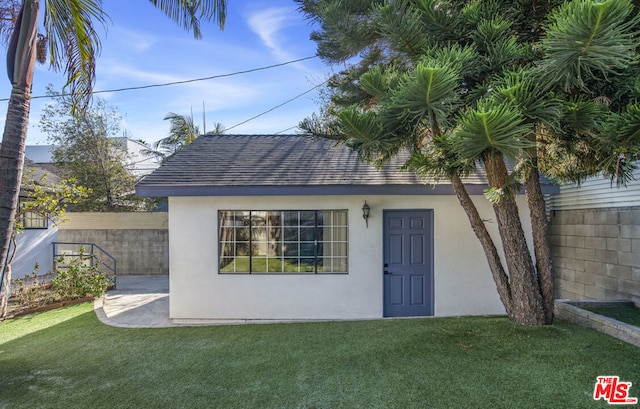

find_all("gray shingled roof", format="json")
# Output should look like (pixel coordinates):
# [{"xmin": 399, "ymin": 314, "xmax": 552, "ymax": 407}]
[{"xmin": 136, "ymin": 134, "xmax": 556, "ymax": 197}]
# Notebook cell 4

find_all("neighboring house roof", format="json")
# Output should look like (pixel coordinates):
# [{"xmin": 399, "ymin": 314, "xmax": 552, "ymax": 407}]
[
  {"xmin": 24, "ymin": 137, "xmax": 160, "ymax": 178},
  {"xmin": 136, "ymin": 134, "xmax": 559, "ymax": 197},
  {"xmin": 24, "ymin": 145, "xmax": 55, "ymax": 163},
  {"xmin": 23, "ymin": 158, "xmax": 61, "ymax": 185}
]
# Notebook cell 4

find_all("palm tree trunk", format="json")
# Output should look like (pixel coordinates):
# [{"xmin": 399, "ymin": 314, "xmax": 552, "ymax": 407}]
[
  {"xmin": 484, "ymin": 155, "xmax": 545, "ymax": 325},
  {"xmin": 0, "ymin": 0, "xmax": 39, "ymax": 317},
  {"xmin": 524, "ymin": 154, "xmax": 555, "ymax": 324},
  {"xmin": 450, "ymin": 174, "xmax": 513, "ymax": 316}
]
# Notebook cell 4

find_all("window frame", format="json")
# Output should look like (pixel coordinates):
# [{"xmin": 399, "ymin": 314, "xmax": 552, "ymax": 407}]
[
  {"xmin": 218, "ymin": 209, "xmax": 349, "ymax": 275},
  {"xmin": 18, "ymin": 199, "xmax": 49, "ymax": 230}
]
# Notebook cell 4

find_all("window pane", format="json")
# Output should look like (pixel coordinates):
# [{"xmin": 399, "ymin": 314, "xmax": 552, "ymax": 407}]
[
  {"xmin": 283, "ymin": 244, "xmax": 298, "ymax": 256},
  {"xmin": 300, "ymin": 210, "xmax": 315, "ymax": 224},
  {"xmin": 251, "ymin": 241, "xmax": 267, "ymax": 256},
  {"xmin": 299, "ymin": 227, "xmax": 315, "ymax": 241},
  {"xmin": 267, "ymin": 258, "xmax": 283, "ymax": 273},
  {"xmin": 26, "ymin": 215, "xmax": 47, "ymax": 229},
  {"xmin": 300, "ymin": 259, "xmax": 315, "ymax": 273},
  {"xmin": 283, "ymin": 258, "xmax": 300, "ymax": 272},
  {"xmin": 219, "ymin": 209, "xmax": 348, "ymax": 274},
  {"xmin": 284, "ymin": 227, "xmax": 298, "ymax": 241},
  {"xmin": 236, "ymin": 227, "xmax": 250, "ymax": 241},
  {"xmin": 267, "ymin": 211, "xmax": 282, "ymax": 227},
  {"xmin": 332, "ymin": 241, "xmax": 348, "ymax": 257},
  {"xmin": 267, "ymin": 242, "xmax": 282, "ymax": 257},
  {"xmin": 251, "ymin": 257, "xmax": 267, "ymax": 273},
  {"xmin": 300, "ymin": 243, "xmax": 315, "ymax": 257},
  {"xmin": 219, "ymin": 211, "xmax": 235, "ymax": 227},
  {"xmin": 333, "ymin": 257, "xmax": 348, "ymax": 273},
  {"xmin": 220, "ymin": 256, "xmax": 250, "ymax": 273},
  {"xmin": 283, "ymin": 211, "xmax": 298, "ymax": 226},
  {"xmin": 236, "ymin": 242, "xmax": 251, "ymax": 256},
  {"xmin": 333, "ymin": 210, "xmax": 348, "ymax": 226}
]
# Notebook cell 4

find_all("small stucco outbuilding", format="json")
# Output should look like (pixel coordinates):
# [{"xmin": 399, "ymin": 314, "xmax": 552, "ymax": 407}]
[{"xmin": 136, "ymin": 134, "xmax": 557, "ymax": 323}]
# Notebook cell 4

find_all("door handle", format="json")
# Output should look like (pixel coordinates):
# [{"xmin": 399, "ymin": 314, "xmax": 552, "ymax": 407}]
[{"xmin": 384, "ymin": 271, "xmax": 391, "ymax": 275}]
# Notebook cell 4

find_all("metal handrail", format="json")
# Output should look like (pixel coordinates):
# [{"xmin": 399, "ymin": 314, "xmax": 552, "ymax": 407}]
[{"xmin": 52, "ymin": 242, "xmax": 117, "ymax": 288}]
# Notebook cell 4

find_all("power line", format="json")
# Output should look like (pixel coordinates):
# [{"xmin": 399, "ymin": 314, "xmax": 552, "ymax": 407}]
[
  {"xmin": 0, "ymin": 55, "xmax": 319, "ymax": 102},
  {"xmin": 275, "ymin": 125, "xmax": 299, "ymax": 135},
  {"xmin": 225, "ymin": 80, "xmax": 328, "ymax": 132}
]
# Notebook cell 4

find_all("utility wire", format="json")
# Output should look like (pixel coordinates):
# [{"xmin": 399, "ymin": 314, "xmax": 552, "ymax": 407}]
[
  {"xmin": 225, "ymin": 79, "xmax": 328, "ymax": 132},
  {"xmin": 275, "ymin": 125, "xmax": 299, "ymax": 135},
  {"xmin": 0, "ymin": 56, "xmax": 319, "ymax": 102}
]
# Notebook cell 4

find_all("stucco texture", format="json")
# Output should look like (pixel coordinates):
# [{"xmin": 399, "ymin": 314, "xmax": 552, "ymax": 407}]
[{"xmin": 167, "ymin": 194, "xmax": 534, "ymax": 321}]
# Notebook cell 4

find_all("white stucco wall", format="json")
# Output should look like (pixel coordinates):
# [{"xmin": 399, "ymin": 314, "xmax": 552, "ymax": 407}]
[
  {"xmin": 13, "ymin": 227, "xmax": 58, "ymax": 279},
  {"xmin": 168, "ymin": 194, "xmax": 534, "ymax": 321}
]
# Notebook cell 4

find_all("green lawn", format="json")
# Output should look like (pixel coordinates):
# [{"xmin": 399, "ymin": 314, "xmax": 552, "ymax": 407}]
[{"xmin": 1, "ymin": 303, "xmax": 638, "ymax": 409}]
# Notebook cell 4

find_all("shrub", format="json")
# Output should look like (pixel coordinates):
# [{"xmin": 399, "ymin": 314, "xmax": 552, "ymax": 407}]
[{"xmin": 52, "ymin": 252, "xmax": 113, "ymax": 301}]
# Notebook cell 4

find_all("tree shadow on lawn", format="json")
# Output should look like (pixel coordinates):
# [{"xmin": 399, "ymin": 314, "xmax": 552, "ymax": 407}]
[{"xmin": 0, "ymin": 304, "xmax": 638, "ymax": 409}]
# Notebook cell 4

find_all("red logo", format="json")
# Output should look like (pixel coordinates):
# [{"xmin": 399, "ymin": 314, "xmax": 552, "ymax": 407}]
[{"xmin": 594, "ymin": 376, "xmax": 638, "ymax": 405}]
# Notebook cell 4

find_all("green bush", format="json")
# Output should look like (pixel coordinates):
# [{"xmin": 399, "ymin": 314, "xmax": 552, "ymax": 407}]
[{"xmin": 52, "ymin": 253, "xmax": 113, "ymax": 300}]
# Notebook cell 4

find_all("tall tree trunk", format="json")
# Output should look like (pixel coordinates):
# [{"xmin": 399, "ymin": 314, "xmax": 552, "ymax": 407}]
[
  {"xmin": 0, "ymin": 0, "xmax": 39, "ymax": 317},
  {"xmin": 524, "ymin": 154, "xmax": 555, "ymax": 324},
  {"xmin": 450, "ymin": 174, "xmax": 513, "ymax": 317},
  {"xmin": 484, "ymin": 155, "xmax": 545, "ymax": 325}
]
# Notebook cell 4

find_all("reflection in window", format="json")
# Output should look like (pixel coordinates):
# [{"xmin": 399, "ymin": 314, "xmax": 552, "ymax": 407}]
[{"xmin": 219, "ymin": 210, "xmax": 348, "ymax": 274}]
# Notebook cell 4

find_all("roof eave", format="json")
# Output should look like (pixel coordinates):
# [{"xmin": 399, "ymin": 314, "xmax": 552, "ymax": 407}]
[{"xmin": 136, "ymin": 183, "xmax": 559, "ymax": 197}]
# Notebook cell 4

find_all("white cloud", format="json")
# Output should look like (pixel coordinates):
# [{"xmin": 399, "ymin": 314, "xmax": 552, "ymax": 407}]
[
  {"xmin": 246, "ymin": 7, "xmax": 298, "ymax": 61},
  {"xmin": 108, "ymin": 27, "xmax": 158, "ymax": 52}
]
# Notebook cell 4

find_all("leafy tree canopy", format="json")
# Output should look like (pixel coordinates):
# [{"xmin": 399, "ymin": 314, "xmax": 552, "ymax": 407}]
[{"xmin": 39, "ymin": 88, "xmax": 148, "ymax": 211}]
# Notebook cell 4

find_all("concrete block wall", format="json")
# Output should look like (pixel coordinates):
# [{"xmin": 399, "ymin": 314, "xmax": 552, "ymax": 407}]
[
  {"xmin": 58, "ymin": 212, "xmax": 169, "ymax": 276},
  {"xmin": 549, "ymin": 206, "xmax": 640, "ymax": 302}
]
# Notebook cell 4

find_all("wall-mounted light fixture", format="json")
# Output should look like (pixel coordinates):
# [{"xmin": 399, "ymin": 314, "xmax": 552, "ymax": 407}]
[{"xmin": 362, "ymin": 201, "xmax": 371, "ymax": 228}]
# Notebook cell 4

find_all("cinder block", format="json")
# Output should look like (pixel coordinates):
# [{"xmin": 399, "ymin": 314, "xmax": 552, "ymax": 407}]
[
  {"xmin": 552, "ymin": 256, "xmax": 568, "ymax": 269},
  {"xmin": 575, "ymin": 247, "xmax": 596, "ymax": 262},
  {"xmin": 564, "ymin": 280, "xmax": 586, "ymax": 296},
  {"xmin": 557, "ymin": 246, "xmax": 576, "ymax": 259},
  {"xmin": 619, "ymin": 209, "xmax": 640, "ymax": 225},
  {"xmin": 564, "ymin": 211, "xmax": 586, "ymax": 225},
  {"xmin": 566, "ymin": 235, "xmax": 585, "ymax": 248},
  {"xmin": 619, "ymin": 251, "xmax": 640, "ymax": 268},
  {"xmin": 594, "ymin": 210, "xmax": 619, "ymax": 225},
  {"xmin": 618, "ymin": 279, "xmax": 640, "ymax": 297},
  {"xmin": 607, "ymin": 238, "xmax": 631, "ymax": 252},
  {"xmin": 584, "ymin": 285, "xmax": 607, "ymax": 300},
  {"xmin": 575, "ymin": 271, "xmax": 595, "ymax": 285},
  {"xmin": 595, "ymin": 249, "xmax": 618, "ymax": 264},
  {"xmin": 575, "ymin": 224, "xmax": 595, "ymax": 236},
  {"xmin": 548, "ymin": 234, "xmax": 566, "ymax": 247},
  {"xmin": 620, "ymin": 225, "xmax": 640, "ymax": 239},
  {"xmin": 584, "ymin": 261, "xmax": 606, "ymax": 275},
  {"xmin": 584, "ymin": 236, "xmax": 606, "ymax": 249},
  {"xmin": 595, "ymin": 225, "xmax": 620, "ymax": 238},
  {"xmin": 605, "ymin": 264, "xmax": 632, "ymax": 280},
  {"xmin": 594, "ymin": 275, "xmax": 619, "ymax": 291},
  {"xmin": 605, "ymin": 290, "xmax": 627, "ymax": 300},
  {"xmin": 554, "ymin": 267, "xmax": 576, "ymax": 282},
  {"xmin": 566, "ymin": 257, "xmax": 585, "ymax": 271},
  {"xmin": 557, "ymin": 224, "xmax": 577, "ymax": 236}
]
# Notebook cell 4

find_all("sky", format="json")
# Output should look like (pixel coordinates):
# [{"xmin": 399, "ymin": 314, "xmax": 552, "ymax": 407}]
[{"xmin": 0, "ymin": 0, "xmax": 335, "ymax": 146}]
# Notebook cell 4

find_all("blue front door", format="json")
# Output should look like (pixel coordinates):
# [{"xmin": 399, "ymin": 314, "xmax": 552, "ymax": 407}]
[{"xmin": 383, "ymin": 210, "xmax": 434, "ymax": 317}]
